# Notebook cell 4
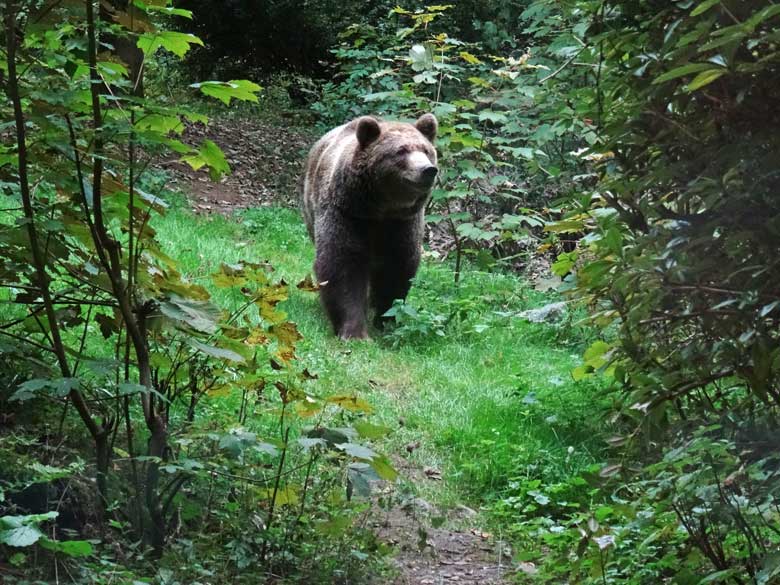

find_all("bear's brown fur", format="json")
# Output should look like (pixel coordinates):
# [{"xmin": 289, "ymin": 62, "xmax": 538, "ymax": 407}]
[{"xmin": 300, "ymin": 114, "xmax": 439, "ymax": 339}]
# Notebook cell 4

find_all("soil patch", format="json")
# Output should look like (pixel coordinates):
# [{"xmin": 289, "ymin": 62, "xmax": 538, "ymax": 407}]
[
  {"xmin": 373, "ymin": 494, "xmax": 512, "ymax": 585},
  {"xmin": 161, "ymin": 115, "xmax": 317, "ymax": 214}
]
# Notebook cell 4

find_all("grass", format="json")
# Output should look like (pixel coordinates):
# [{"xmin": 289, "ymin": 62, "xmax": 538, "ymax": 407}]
[
  {"xmin": 154, "ymin": 199, "xmax": 610, "ymax": 511},
  {"xmin": 0, "ymin": 186, "xmax": 611, "ymax": 582}
]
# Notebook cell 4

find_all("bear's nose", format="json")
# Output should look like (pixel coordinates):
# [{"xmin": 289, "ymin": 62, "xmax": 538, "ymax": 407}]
[{"xmin": 421, "ymin": 165, "xmax": 438, "ymax": 182}]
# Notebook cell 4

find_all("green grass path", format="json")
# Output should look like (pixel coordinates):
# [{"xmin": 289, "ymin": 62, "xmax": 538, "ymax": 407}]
[{"xmin": 156, "ymin": 203, "xmax": 605, "ymax": 508}]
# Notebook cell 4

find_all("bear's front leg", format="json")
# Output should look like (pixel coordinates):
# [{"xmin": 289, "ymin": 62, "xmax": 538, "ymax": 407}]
[
  {"xmin": 314, "ymin": 216, "xmax": 370, "ymax": 340},
  {"xmin": 370, "ymin": 217, "xmax": 423, "ymax": 330},
  {"xmin": 317, "ymin": 261, "xmax": 370, "ymax": 339}
]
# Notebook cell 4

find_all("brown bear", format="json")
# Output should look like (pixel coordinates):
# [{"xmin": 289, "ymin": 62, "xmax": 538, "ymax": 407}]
[{"xmin": 300, "ymin": 114, "xmax": 439, "ymax": 339}]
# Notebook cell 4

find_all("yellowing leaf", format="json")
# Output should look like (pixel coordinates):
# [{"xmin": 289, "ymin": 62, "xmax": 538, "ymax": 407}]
[
  {"xmin": 260, "ymin": 485, "xmax": 298, "ymax": 506},
  {"xmin": 244, "ymin": 327, "xmax": 269, "ymax": 346},
  {"xmin": 544, "ymin": 216, "xmax": 587, "ymax": 233},
  {"xmin": 459, "ymin": 51, "xmax": 482, "ymax": 65},
  {"xmin": 326, "ymin": 394, "xmax": 374, "ymax": 414},
  {"xmin": 294, "ymin": 398, "xmax": 323, "ymax": 418},
  {"xmin": 256, "ymin": 283, "xmax": 289, "ymax": 323},
  {"xmin": 467, "ymin": 76, "xmax": 492, "ymax": 88},
  {"xmin": 268, "ymin": 321, "xmax": 302, "ymax": 364},
  {"xmin": 114, "ymin": 7, "xmax": 155, "ymax": 32},
  {"xmin": 207, "ymin": 384, "xmax": 232, "ymax": 398},
  {"xmin": 296, "ymin": 274, "xmax": 323, "ymax": 292}
]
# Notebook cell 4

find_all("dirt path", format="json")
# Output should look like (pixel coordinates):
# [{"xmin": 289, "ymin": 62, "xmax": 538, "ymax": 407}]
[
  {"xmin": 376, "ymin": 500, "xmax": 511, "ymax": 584},
  {"xmin": 168, "ymin": 115, "xmax": 515, "ymax": 584}
]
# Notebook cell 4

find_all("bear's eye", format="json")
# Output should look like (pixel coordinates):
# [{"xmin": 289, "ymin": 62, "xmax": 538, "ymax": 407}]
[{"xmin": 396, "ymin": 146, "xmax": 409, "ymax": 156}]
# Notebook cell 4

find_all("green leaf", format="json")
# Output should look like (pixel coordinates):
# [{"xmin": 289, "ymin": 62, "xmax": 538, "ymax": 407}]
[
  {"xmin": 134, "ymin": 114, "xmax": 184, "ymax": 135},
  {"xmin": 369, "ymin": 455, "xmax": 398, "ymax": 481},
  {"xmin": 316, "ymin": 515, "xmax": 351, "ymax": 536},
  {"xmin": 190, "ymin": 340, "xmax": 245, "ymax": 363},
  {"xmin": 583, "ymin": 340, "xmax": 612, "ymax": 368},
  {"xmin": 347, "ymin": 463, "xmax": 380, "ymax": 498},
  {"xmin": 363, "ymin": 90, "xmax": 408, "ymax": 102},
  {"xmin": 552, "ymin": 251, "xmax": 578, "ymax": 277},
  {"xmin": 0, "ymin": 525, "xmax": 43, "ymax": 547},
  {"xmin": 180, "ymin": 140, "xmax": 230, "ymax": 180},
  {"xmin": 478, "ymin": 111, "xmax": 507, "ymax": 124},
  {"xmin": 138, "ymin": 2, "xmax": 193, "ymax": 18},
  {"xmin": 0, "ymin": 513, "xmax": 57, "ymax": 547},
  {"xmin": 11, "ymin": 378, "xmax": 79, "ymax": 401},
  {"xmin": 685, "ymin": 68, "xmax": 726, "ymax": 91},
  {"xmin": 653, "ymin": 62, "xmax": 713, "ymax": 84},
  {"xmin": 297, "ymin": 437, "xmax": 327, "ymax": 450},
  {"xmin": 758, "ymin": 552, "xmax": 780, "ymax": 583},
  {"xmin": 0, "ymin": 148, "xmax": 17, "ymax": 168},
  {"xmin": 699, "ymin": 569, "xmax": 737, "ymax": 584},
  {"xmin": 159, "ymin": 295, "xmax": 221, "ymax": 334},
  {"xmin": 118, "ymin": 383, "xmax": 169, "ymax": 403},
  {"xmin": 190, "ymin": 80, "xmax": 262, "ymax": 106},
  {"xmin": 409, "ymin": 44, "xmax": 434, "ymax": 71},
  {"xmin": 137, "ymin": 31, "xmax": 203, "ymax": 58},
  {"xmin": 10, "ymin": 379, "xmax": 50, "ymax": 402},
  {"xmin": 39, "ymin": 538, "xmax": 93, "ymax": 557},
  {"xmin": 336, "ymin": 442, "xmax": 377, "ymax": 460},
  {"xmin": 691, "ymin": 0, "xmax": 721, "ymax": 17},
  {"xmin": 353, "ymin": 421, "xmax": 392, "ymax": 439},
  {"xmin": 28, "ymin": 462, "xmax": 77, "ymax": 484},
  {"xmin": 760, "ymin": 301, "xmax": 780, "ymax": 318}
]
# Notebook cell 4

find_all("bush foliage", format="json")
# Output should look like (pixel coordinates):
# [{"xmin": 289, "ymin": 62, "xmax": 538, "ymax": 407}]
[
  {"xmin": 311, "ymin": 1, "xmax": 780, "ymax": 582},
  {"xmin": 1, "ymin": 2, "xmax": 393, "ymax": 582}
]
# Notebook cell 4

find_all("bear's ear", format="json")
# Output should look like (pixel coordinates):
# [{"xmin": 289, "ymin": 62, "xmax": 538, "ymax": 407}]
[
  {"xmin": 356, "ymin": 116, "xmax": 381, "ymax": 148},
  {"xmin": 415, "ymin": 113, "xmax": 438, "ymax": 142}
]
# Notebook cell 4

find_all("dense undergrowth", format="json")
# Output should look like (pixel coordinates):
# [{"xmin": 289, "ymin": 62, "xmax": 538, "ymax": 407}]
[
  {"xmin": 304, "ymin": 2, "xmax": 780, "ymax": 583},
  {"xmin": 157, "ymin": 202, "xmax": 608, "ymax": 501},
  {"xmin": 1, "ymin": 183, "xmax": 605, "ymax": 583}
]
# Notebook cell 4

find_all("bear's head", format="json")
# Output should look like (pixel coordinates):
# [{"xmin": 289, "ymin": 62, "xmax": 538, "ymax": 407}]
[{"xmin": 355, "ymin": 113, "xmax": 438, "ymax": 209}]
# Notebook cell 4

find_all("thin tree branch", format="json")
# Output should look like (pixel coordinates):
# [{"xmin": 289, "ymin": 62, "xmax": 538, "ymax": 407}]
[{"xmin": 5, "ymin": 1, "xmax": 99, "ymax": 439}]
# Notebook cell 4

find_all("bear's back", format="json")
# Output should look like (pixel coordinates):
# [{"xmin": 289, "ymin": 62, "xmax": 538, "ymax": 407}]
[
  {"xmin": 300, "ymin": 121, "xmax": 361, "ymax": 237},
  {"xmin": 303, "ymin": 122, "xmax": 359, "ymax": 198}
]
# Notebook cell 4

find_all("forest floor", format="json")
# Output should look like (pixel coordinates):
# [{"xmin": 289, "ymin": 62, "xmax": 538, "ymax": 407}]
[
  {"xmin": 156, "ymin": 112, "xmax": 604, "ymax": 584},
  {"xmin": 161, "ymin": 112, "xmax": 314, "ymax": 213}
]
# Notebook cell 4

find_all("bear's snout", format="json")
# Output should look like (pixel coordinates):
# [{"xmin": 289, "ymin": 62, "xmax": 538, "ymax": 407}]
[
  {"xmin": 421, "ymin": 164, "xmax": 438, "ymax": 183},
  {"xmin": 407, "ymin": 151, "xmax": 438, "ymax": 188}
]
